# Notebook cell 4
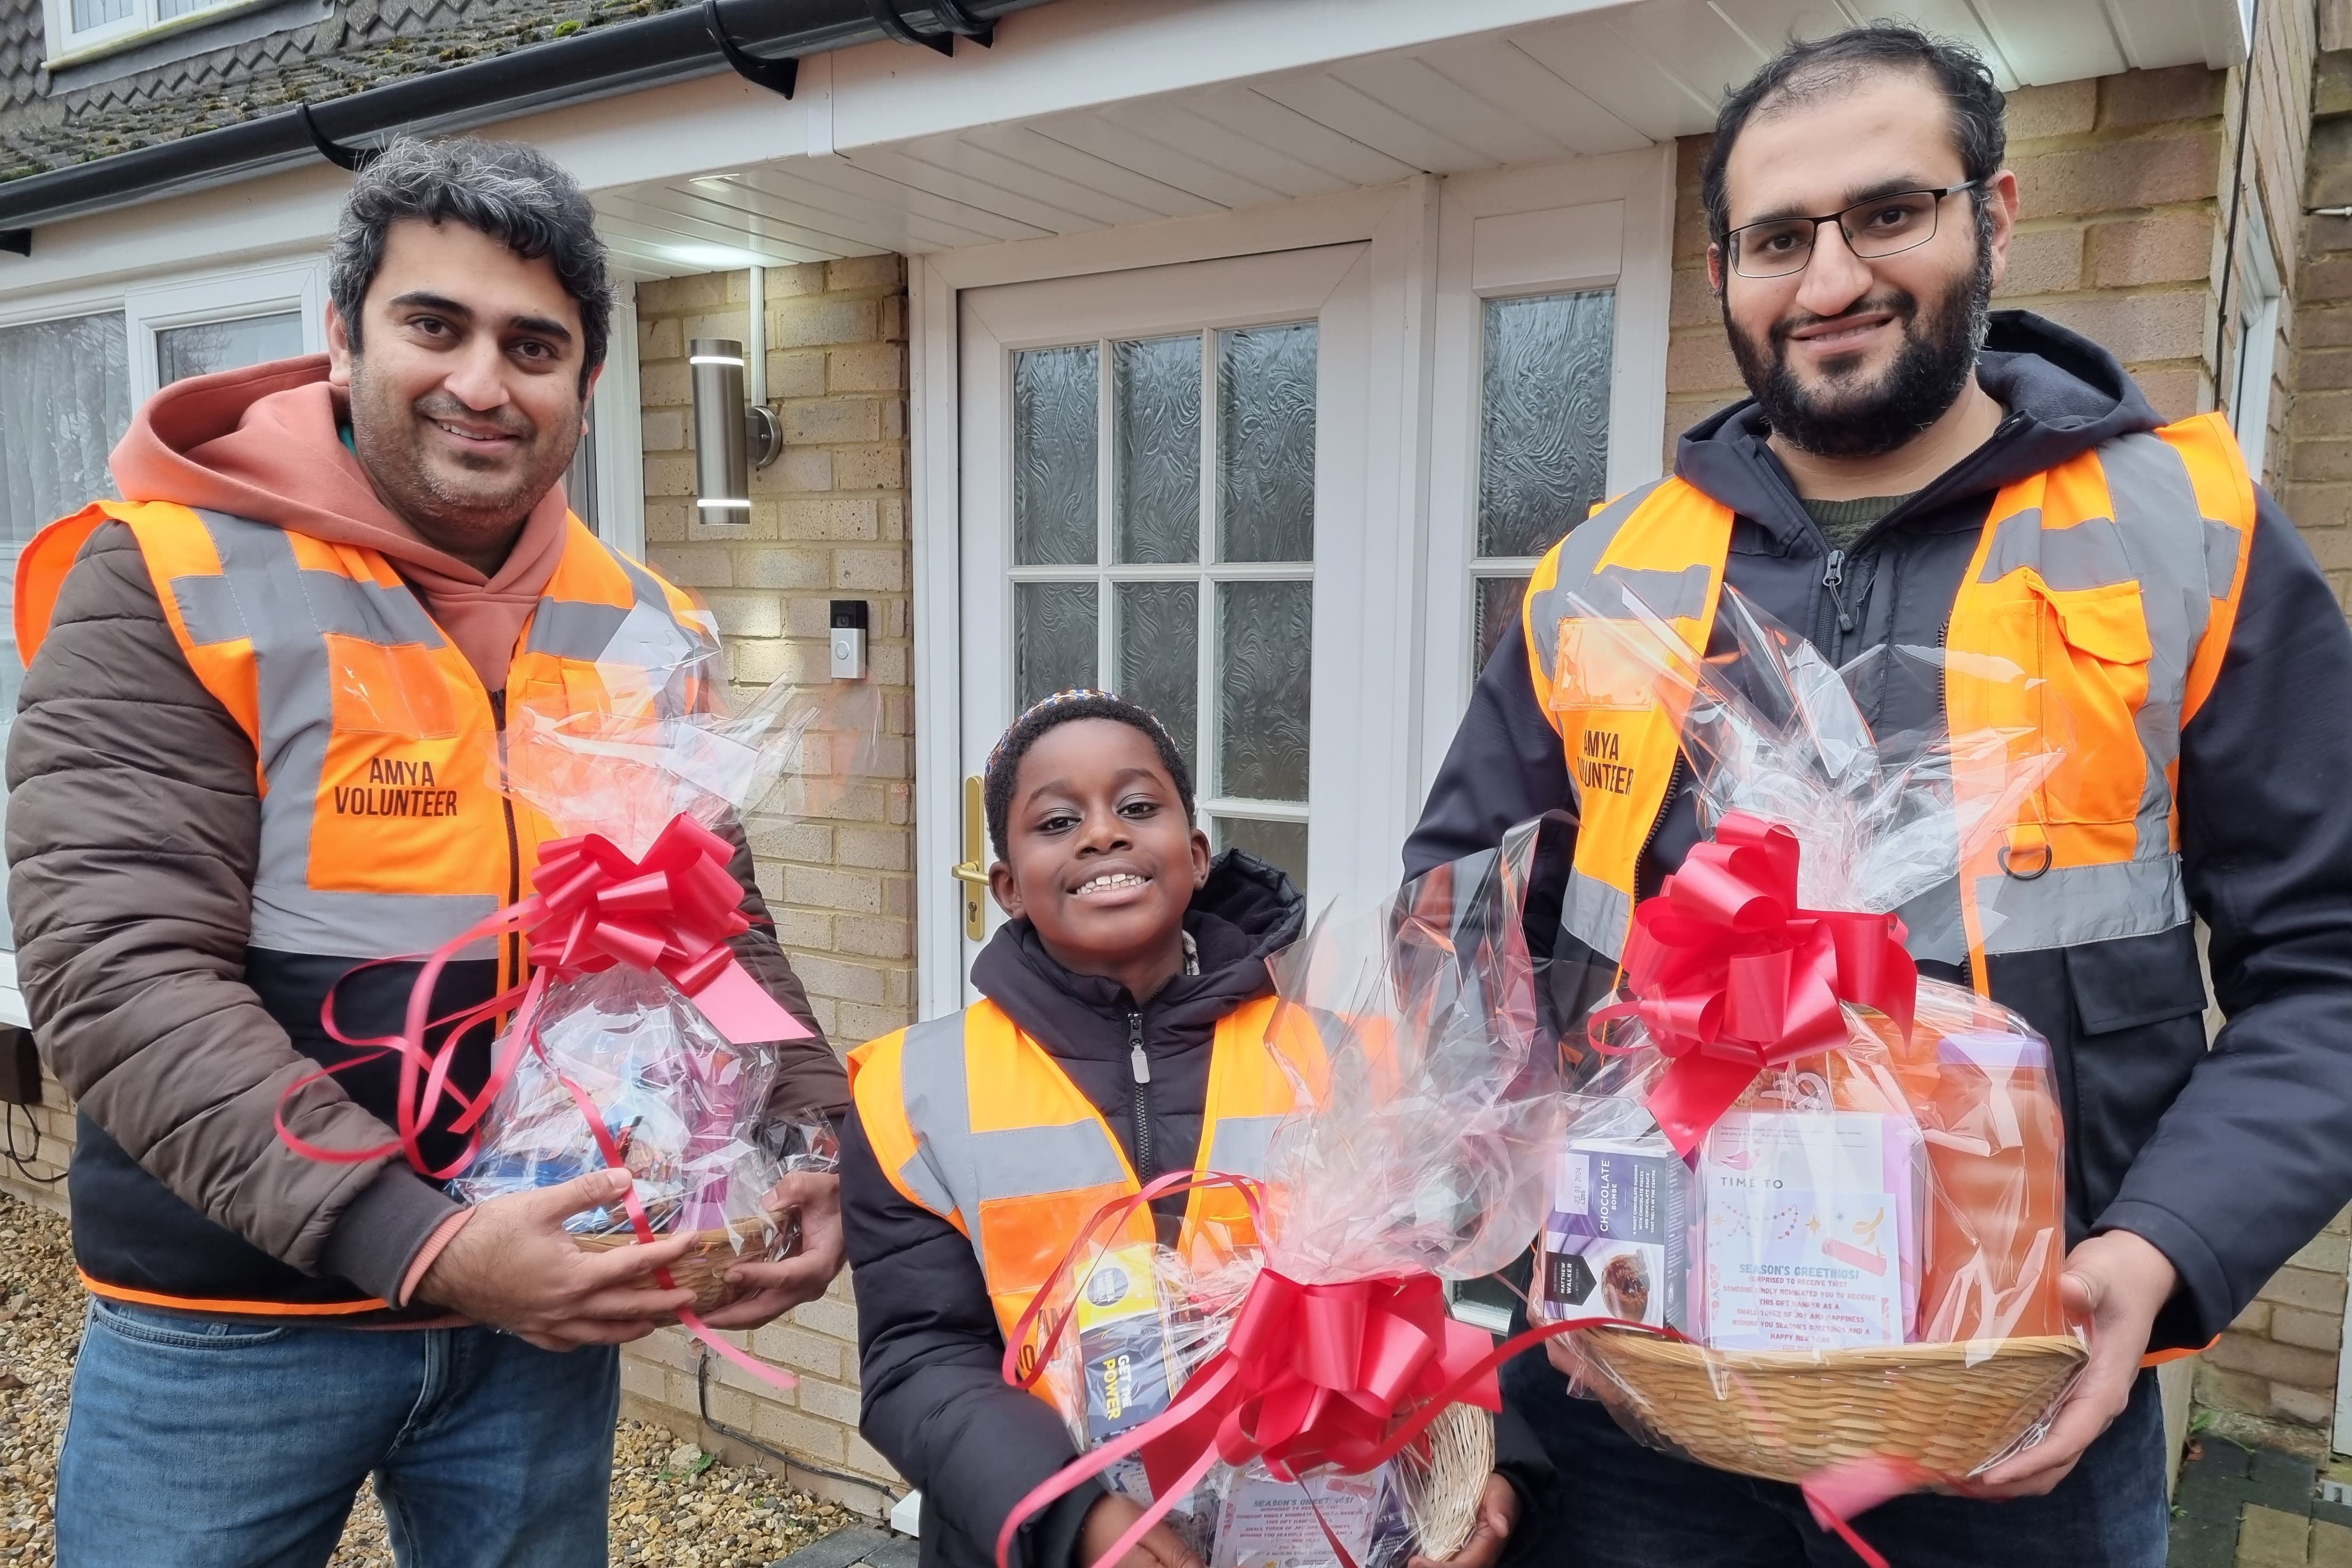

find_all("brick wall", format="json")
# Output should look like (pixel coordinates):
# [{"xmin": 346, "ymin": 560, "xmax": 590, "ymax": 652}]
[
  {"xmin": 1665, "ymin": 65, "xmax": 2234, "ymax": 457},
  {"xmin": 623, "ymin": 258, "xmax": 918, "ymax": 1512},
  {"xmin": 2189, "ymin": 37, "xmax": 2352, "ymax": 1460}
]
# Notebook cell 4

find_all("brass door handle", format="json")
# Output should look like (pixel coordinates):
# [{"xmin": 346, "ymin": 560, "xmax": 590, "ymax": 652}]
[{"xmin": 955, "ymin": 776, "xmax": 988, "ymax": 940}]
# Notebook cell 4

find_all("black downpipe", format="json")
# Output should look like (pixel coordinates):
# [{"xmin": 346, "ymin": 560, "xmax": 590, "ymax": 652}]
[{"xmin": 0, "ymin": 0, "xmax": 1051, "ymax": 233}]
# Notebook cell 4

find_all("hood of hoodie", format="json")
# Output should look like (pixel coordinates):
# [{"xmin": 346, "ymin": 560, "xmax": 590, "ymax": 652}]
[
  {"xmin": 110, "ymin": 354, "xmax": 573, "ymax": 688},
  {"xmin": 972, "ymin": 849, "xmax": 1306, "ymax": 1066},
  {"xmin": 1672, "ymin": 312, "xmax": 2159, "ymax": 535}
]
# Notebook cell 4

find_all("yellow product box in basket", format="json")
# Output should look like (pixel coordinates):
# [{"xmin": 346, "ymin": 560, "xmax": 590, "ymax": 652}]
[{"xmin": 1075, "ymin": 1243, "xmax": 1182, "ymax": 1445}]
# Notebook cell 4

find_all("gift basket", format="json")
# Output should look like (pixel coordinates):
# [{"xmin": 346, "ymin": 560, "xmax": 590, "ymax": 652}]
[
  {"xmin": 431, "ymin": 664, "xmax": 871, "ymax": 1311},
  {"xmin": 1536, "ymin": 586, "xmax": 2085, "ymax": 1494},
  {"xmin": 282, "ymin": 639, "xmax": 876, "ymax": 1333},
  {"xmin": 997, "ymin": 822, "xmax": 1574, "ymax": 1568}
]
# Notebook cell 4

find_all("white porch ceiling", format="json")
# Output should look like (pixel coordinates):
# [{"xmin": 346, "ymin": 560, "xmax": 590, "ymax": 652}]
[{"xmin": 593, "ymin": 0, "xmax": 2245, "ymax": 279}]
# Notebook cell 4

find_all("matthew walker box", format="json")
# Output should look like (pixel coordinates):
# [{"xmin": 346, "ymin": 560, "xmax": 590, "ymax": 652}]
[{"xmin": 1540, "ymin": 1133, "xmax": 1692, "ymax": 1331}]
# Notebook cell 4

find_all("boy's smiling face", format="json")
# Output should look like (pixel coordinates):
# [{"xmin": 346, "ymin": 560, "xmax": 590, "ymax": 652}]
[{"xmin": 989, "ymin": 718, "xmax": 1212, "ymax": 1001}]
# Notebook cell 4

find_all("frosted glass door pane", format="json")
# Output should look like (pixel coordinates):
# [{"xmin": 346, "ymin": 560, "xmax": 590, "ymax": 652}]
[
  {"xmin": 1217, "ymin": 580, "xmax": 1311, "ymax": 802},
  {"xmin": 1115, "ymin": 335, "xmax": 1200, "ymax": 565},
  {"xmin": 1474, "ymin": 575, "xmax": 1531, "ymax": 675},
  {"xmin": 0, "ymin": 310, "xmax": 133, "ymax": 952},
  {"xmin": 1115, "ymin": 582, "xmax": 1198, "ymax": 770},
  {"xmin": 1478, "ymin": 290, "xmax": 1614, "ymax": 559},
  {"xmin": 1013, "ymin": 344, "xmax": 1099, "ymax": 566},
  {"xmin": 1016, "ymin": 582, "xmax": 1098, "ymax": 709},
  {"xmin": 1215, "ymin": 817, "xmax": 1307, "ymax": 889},
  {"xmin": 157, "ymin": 312, "xmax": 304, "ymax": 387},
  {"xmin": 1217, "ymin": 323, "xmax": 1315, "ymax": 564}
]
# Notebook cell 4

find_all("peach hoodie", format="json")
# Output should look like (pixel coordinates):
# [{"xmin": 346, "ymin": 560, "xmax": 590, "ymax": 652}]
[{"xmin": 109, "ymin": 354, "xmax": 573, "ymax": 689}]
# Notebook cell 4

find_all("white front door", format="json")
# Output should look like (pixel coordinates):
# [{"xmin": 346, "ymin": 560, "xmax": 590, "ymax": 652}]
[{"xmin": 953, "ymin": 243, "xmax": 1380, "ymax": 984}]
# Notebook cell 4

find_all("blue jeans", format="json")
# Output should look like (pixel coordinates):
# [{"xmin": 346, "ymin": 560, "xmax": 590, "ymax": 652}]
[
  {"xmin": 1504, "ymin": 1358, "xmax": 2169, "ymax": 1567},
  {"xmin": 55, "ymin": 1298, "xmax": 619, "ymax": 1568}
]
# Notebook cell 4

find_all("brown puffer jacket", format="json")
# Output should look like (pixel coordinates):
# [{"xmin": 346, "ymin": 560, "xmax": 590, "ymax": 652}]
[{"xmin": 6, "ymin": 522, "xmax": 848, "ymax": 1309}]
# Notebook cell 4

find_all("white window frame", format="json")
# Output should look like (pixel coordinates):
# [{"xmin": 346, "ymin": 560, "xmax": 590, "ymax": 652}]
[
  {"xmin": 588, "ymin": 292, "xmax": 647, "ymax": 559},
  {"xmin": 123, "ymin": 258, "xmax": 327, "ymax": 405},
  {"xmin": 40, "ymin": 0, "xmax": 258, "ymax": 69},
  {"xmin": 1420, "ymin": 146, "xmax": 1676, "ymax": 787},
  {"xmin": 2228, "ymin": 189, "xmax": 2284, "ymax": 484}
]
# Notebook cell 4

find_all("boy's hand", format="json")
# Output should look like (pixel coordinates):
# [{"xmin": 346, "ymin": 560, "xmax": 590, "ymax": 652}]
[
  {"xmin": 416, "ymin": 1170, "xmax": 698, "ymax": 1350},
  {"xmin": 1077, "ymin": 1494, "xmax": 1204, "ymax": 1568},
  {"xmin": 1408, "ymin": 1473, "xmax": 1517, "ymax": 1568},
  {"xmin": 697, "ymin": 1171, "xmax": 846, "ymax": 1329}
]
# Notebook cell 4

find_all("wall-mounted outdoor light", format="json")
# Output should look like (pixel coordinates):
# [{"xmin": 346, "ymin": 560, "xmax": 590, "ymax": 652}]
[{"xmin": 690, "ymin": 335, "xmax": 781, "ymax": 520}]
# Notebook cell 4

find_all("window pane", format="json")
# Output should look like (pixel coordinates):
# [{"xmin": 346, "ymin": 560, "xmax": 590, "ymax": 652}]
[
  {"xmin": 1217, "ymin": 579, "xmax": 1311, "ymax": 803},
  {"xmin": 70, "ymin": 0, "xmax": 131, "ymax": 29},
  {"xmin": 157, "ymin": 0, "xmax": 228, "ymax": 17},
  {"xmin": 1217, "ymin": 323, "xmax": 1315, "ymax": 564},
  {"xmin": 1115, "ymin": 582, "xmax": 1198, "ymax": 772},
  {"xmin": 1015, "ymin": 582, "xmax": 1098, "ymax": 709},
  {"xmin": 1474, "ymin": 575, "xmax": 1531, "ymax": 676},
  {"xmin": 0, "ymin": 311, "xmax": 134, "ymax": 953},
  {"xmin": 1013, "ymin": 344, "xmax": 1099, "ymax": 566},
  {"xmin": 1114, "ymin": 335, "xmax": 1200, "ymax": 565},
  {"xmin": 565, "ymin": 402, "xmax": 600, "ymax": 535},
  {"xmin": 156, "ymin": 312, "xmax": 304, "ymax": 387},
  {"xmin": 1214, "ymin": 816, "xmax": 1307, "ymax": 892},
  {"xmin": 1478, "ymin": 290, "xmax": 1614, "ymax": 560}
]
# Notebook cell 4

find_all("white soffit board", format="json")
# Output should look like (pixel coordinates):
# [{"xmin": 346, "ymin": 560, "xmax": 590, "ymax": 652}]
[{"xmin": 592, "ymin": 0, "xmax": 2242, "ymax": 276}]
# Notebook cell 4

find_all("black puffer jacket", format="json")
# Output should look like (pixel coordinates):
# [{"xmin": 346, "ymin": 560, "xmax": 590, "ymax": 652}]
[
  {"xmin": 843, "ymin": 852, "xmax": 1554, "ymax": 1568},
  {"xmin": 1408, "ymin": 311, "xmax": 2352, "ymax": 1357}
]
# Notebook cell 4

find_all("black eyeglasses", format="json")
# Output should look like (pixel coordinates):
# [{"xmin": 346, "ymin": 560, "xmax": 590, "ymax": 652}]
[{"xmin": 1725, "ymin": 181, "xmax": 1983, "ymax": 279}]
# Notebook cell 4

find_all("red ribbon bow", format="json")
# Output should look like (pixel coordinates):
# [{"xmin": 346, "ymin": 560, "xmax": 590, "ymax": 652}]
[
  {"xmin": 522, "ymin": 816, "xmax": 808, "ymax": 1050},
  {"xmin": 1597, "ymin": 811, "xmax": 1918, "ymax": 1160},
  {"xmin": 994, "ymin": 1174, "xmax": 1584, "ymax": 1568},
  {"xmin": 277, "ymin": 811, "xmax": 807, "ymax": 1182}
]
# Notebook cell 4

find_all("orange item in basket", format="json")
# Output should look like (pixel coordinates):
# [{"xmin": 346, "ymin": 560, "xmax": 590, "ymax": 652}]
[{"xmin": 1856, "ymin": 985, "xmax": 2069, "ymax": 1342}]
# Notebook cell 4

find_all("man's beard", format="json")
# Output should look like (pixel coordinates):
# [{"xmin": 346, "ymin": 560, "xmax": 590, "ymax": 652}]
[{"xmin": 1726, "ymin": 237, "xmax": 1994, "ymax": 460}]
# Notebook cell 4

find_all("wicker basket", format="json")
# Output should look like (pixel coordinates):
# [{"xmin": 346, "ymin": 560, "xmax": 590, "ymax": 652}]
[
  {"xmin": 1565, "ymin": 1328, "xmax": 2087, "ymax": 1484},
  {"xmin": 1394, "ymin": 1403, "xmax": 1497, "ymax": 1559},
  {"xmin": 574, "ymin": 1218, "xmax": 776, "ymax": 1315}
]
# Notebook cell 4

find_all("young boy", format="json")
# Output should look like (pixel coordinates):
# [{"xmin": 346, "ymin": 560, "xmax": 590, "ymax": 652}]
[{"xmin": 844, "ymin": 691, "xmax": 1547, "ymax": 1568}]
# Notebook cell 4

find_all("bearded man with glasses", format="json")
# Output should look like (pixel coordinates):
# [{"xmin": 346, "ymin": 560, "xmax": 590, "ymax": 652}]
[{"xmin": 1408, "ymin": 23, "xmax": 2352, "ymax": 1568}]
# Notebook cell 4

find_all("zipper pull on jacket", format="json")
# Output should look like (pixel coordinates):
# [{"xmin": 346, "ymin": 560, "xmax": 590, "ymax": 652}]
[{"xmin": 1822, "ymin": 549, "xmax": 1856, "ymax": 634}]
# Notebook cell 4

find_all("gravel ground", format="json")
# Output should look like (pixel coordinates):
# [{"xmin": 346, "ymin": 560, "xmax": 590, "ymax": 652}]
[{"xmin": 0, "ymin": 1193, "xmax": 853, "ymax": 1568}]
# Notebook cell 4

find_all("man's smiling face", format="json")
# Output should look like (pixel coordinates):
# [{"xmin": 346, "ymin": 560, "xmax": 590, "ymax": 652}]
[
  {"xmin": 328, "ymin": 218, "xmax": 595, "ymax": 568},
  {"xmin": 1712, "ymin": 70, "xmax": 2013, "ymax": 458}
]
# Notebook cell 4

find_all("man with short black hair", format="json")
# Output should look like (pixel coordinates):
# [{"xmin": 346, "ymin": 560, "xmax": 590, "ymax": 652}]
[
  {"xmin": 8, "ymin": 136, "xmax": 849, "ymax": 1566},
  {"xmin": 1410, "ymin": 25, "xmax": 2352, "ymax": 1566}
]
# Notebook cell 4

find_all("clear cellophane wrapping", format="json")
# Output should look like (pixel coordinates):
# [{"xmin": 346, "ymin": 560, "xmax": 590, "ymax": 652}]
[
  {"xmin": 1538, "ymin": 586, "xmax": 2085, "ymax": 1484},
  {"xmin": 444, "ymin": 648, "xmax": 876, "ymax": 1264},
  {"xmin": 1029, "ymin": 826, "xmax": 1574, "ymax": 1567}
]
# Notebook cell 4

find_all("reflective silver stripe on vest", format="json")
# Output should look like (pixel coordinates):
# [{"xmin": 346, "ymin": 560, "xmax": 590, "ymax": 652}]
[
  {"xmin": 1198, "ymin": 1113, "xmax": 1284, "ymax": 1186},
  {"xmin": 1975, "ymin": 857, "xmax": 2189, "ymax": 953},
  {"xmin": 1562, "ymin": 869, "xmax": 1635, "ymax": 963},
  {"xmin": 897, "ymin": 1012, "xmax": 1130, "ymax": 1276},
  {"xmin": 893, "ymin": 1014, "xmax": 974, "ymax": 1226},
  {"xmin": 173, "ymin": 512, "xmax": 492, "ymax": 957},
  {"xmin": 1522, "ymin": 482, "xmax": 1670, "ymax": 707},
  {"xmin": 1974, "ymin": 433, "xmax": 2225, "ymax": 872}
]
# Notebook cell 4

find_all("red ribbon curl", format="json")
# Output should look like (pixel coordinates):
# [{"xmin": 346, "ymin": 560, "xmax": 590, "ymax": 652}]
[{"xmin": 1593, "ymin": 811, "xmax": 1918, "ymax": 1160}]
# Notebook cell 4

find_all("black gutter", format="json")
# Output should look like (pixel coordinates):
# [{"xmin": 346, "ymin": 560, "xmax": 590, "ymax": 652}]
[{"xmin": 0, "ymin": 0, "xmax": 1048, "ymax": 234}]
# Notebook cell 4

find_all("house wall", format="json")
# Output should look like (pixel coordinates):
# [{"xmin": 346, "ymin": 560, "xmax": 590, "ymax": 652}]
[{"xmin": 620, "ymin": 258, "xmax": 918, "ymax": 1511}]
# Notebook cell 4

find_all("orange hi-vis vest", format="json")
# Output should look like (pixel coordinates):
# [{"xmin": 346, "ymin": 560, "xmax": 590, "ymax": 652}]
[
  {"xmin": 849, "ymin": 996, "xmax": 1326, "ymax": 1394},
  {"xmin": 17, "ymin": 498, "xmax": 722, "ymax": 1318},
  {"xmin": 18, "ymin": 499, "xmax": 716, "ymax": 988},
  {"xmin": 1520, "ymin": 415, "xmax": 2256, "ymax": 993}
]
